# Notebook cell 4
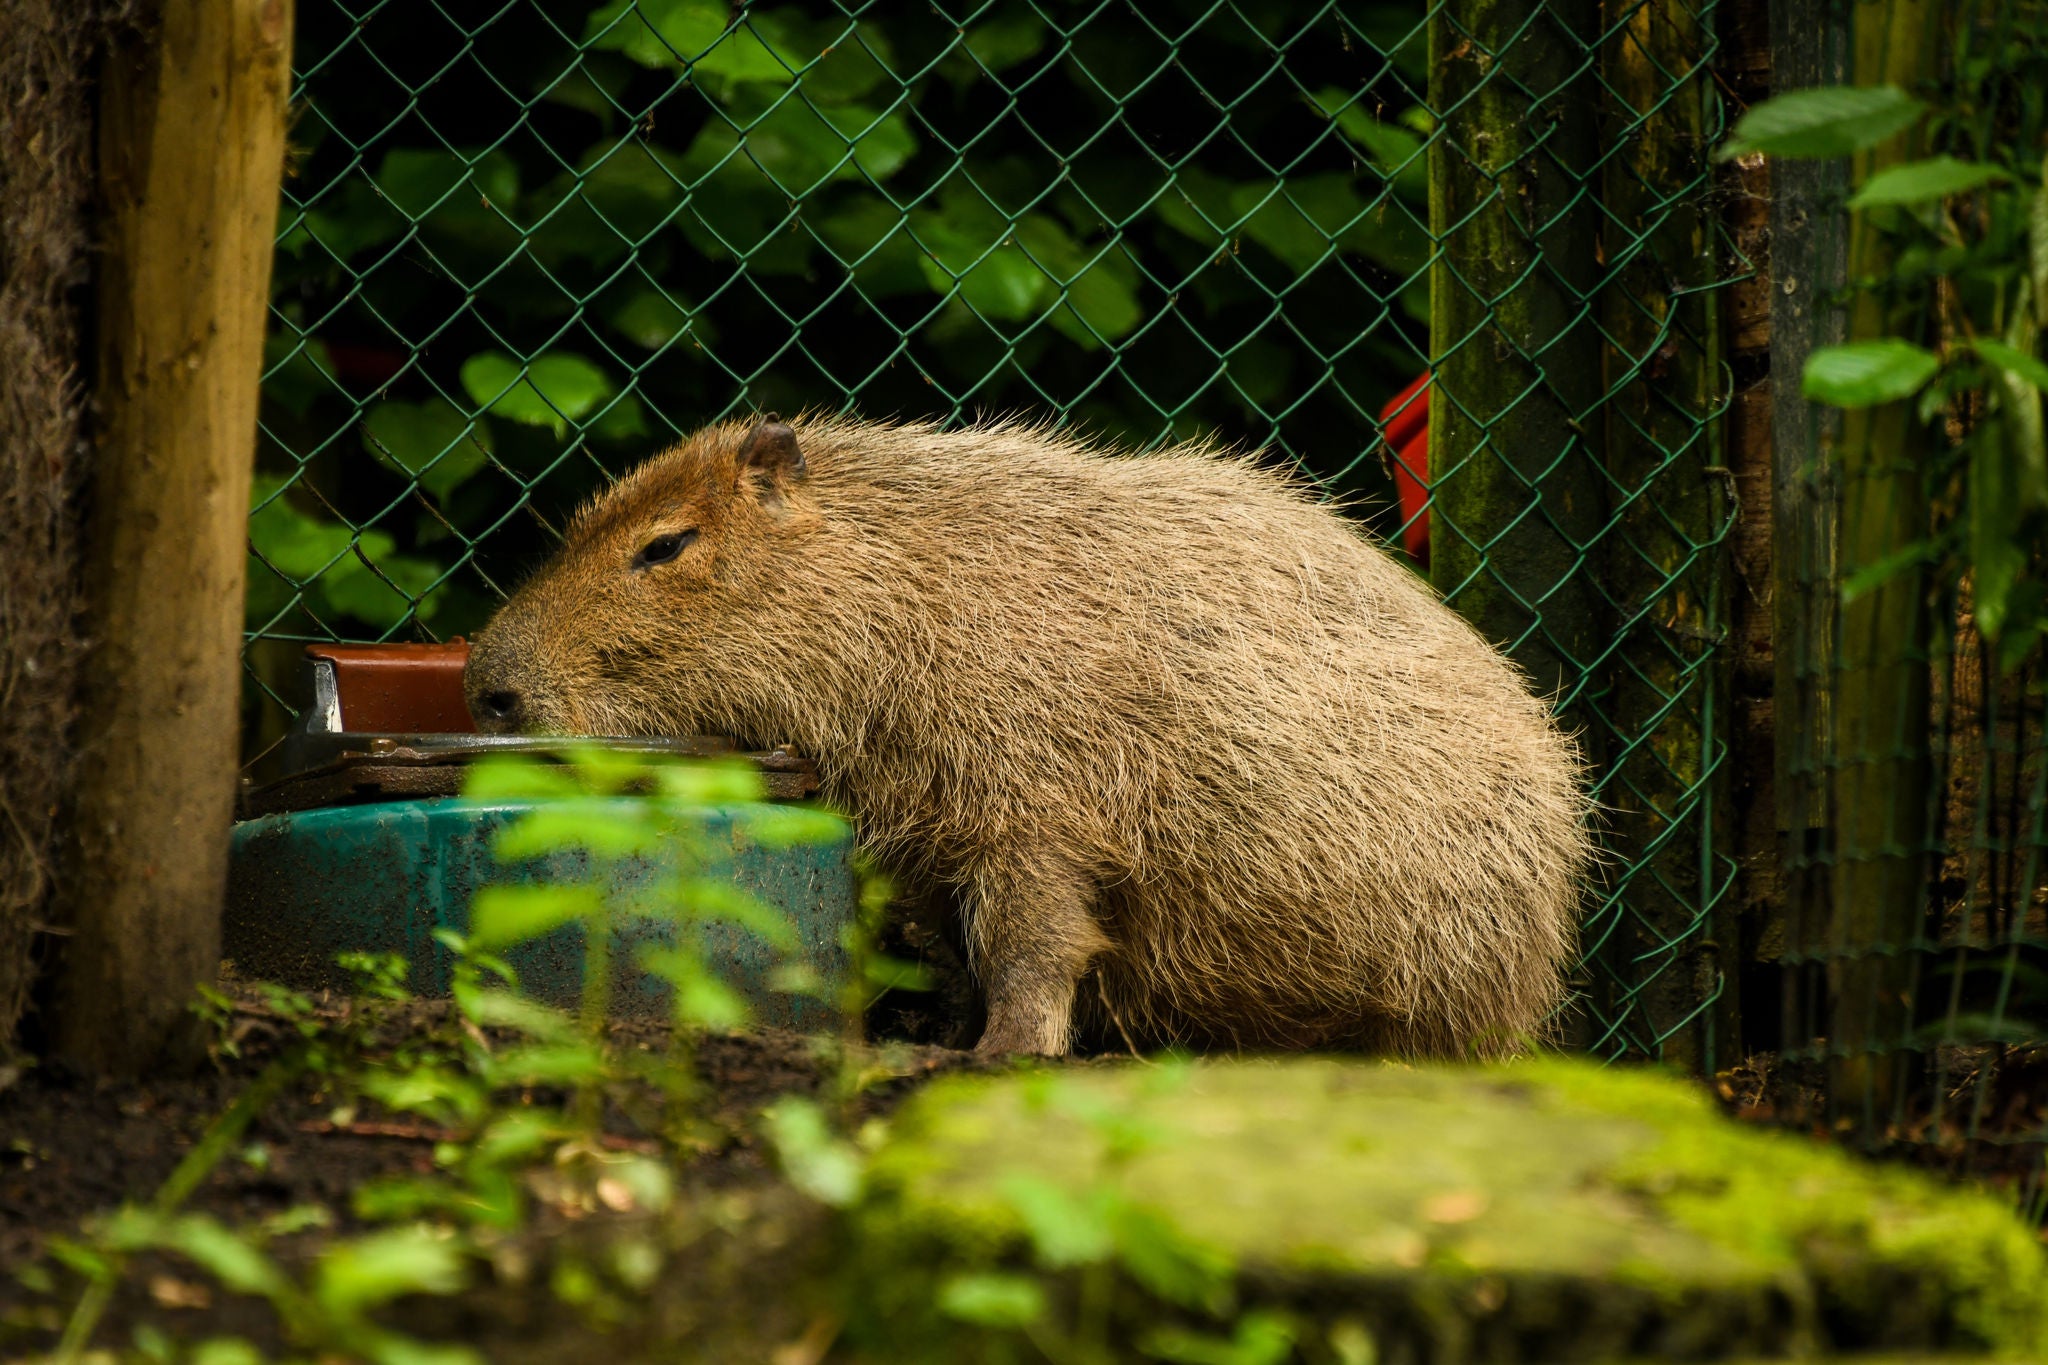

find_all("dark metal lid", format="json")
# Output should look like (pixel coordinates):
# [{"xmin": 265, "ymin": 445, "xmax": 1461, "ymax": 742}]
[{"xmin": 240, "ymin": 647, "xmax": 818, "ymax": 818}]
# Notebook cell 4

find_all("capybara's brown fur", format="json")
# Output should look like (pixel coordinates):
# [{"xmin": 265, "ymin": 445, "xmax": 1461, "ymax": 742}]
[{"xmin": 466, "ymin": 413, "xmax": 1590, "ymax": 1056}]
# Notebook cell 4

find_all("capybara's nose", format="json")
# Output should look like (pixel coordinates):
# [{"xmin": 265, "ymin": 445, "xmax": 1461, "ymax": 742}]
[{"xmin": 478, "ymin": 689, "xmax": 523, "ymax": 727}]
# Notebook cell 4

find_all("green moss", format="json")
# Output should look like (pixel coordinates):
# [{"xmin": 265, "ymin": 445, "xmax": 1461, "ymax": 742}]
[{"xmin": 852, "ymin": 1058, "xmax": 2048, "ymax": 1361}]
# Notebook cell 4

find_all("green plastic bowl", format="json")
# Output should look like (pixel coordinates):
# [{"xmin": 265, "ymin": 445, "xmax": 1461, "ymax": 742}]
[{"xmin": 224, "ymin": 797, "xmax": 854, "ymax": 1029}]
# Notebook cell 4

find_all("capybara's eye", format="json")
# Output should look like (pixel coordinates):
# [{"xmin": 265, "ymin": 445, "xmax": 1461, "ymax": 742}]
[{"xmin": 632, "ymin": 530, "xmax": 697, "ymax": 571}]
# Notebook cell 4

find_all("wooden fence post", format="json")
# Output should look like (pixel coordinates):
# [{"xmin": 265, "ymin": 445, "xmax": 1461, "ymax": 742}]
[
  {"xmin": 53, "ymin": 0, "xmax": 293, "ymax": 1073},
  {"xmin": 1428, "ymin": 0, "xmax": 1608, "ymax": 712},
  {"xmin": 1598, "ymin": 0, "xmax": 1732, "ymax": 1072},
  {"xmin": 1769, "ymin": 0, "xmax": 1943, "ymax": 1121},
  {"xmin": 1824, "ymin": 0, "xmax": 1944, "ymax": 1121}
]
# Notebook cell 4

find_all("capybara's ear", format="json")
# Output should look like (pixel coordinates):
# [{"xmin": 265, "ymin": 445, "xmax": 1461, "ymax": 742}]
[{"xmin": 739, "ymin": 412, "xmax": 805, "ymax": 482}]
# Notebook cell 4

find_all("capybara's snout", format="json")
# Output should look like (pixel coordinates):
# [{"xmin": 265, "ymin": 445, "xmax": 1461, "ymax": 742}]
[{"xmin": 463, "ymin": 629, "xmax": 537, "ymax": 734}]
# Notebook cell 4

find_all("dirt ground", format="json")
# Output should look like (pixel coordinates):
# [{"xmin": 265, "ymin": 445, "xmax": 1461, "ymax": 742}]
[
  {"xmin": 6, "ymin": 980, "xmax": 2048, "ymax": 1359},
  {"xmin": 10, "ymin": 1004, "xmax": 2048, "ymax": 1269},
  {"xmin": 0, "ymin": 997, "xmax": 984, "ymax": 1256},
  {"xmin": 0, "ymin": 974, "xmax": 1006, "ymax": 1361}
]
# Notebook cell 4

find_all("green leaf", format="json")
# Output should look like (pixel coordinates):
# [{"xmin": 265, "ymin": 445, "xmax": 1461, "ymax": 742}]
[
  {"xmin": 160, "ymin": 1215, "xmax": 292, "ymax": 1299},
  {"xmin": 591, "ymin": 392, "xmax": 651, "ymax": 443},
  {"xmin": 191, "ymin": 1339, "xmax": 266, "ymax": 1365},
  {"xmin": 859, "ymin": 950, "xmax": 936, "ymax": 994},
  {"xmin": 1312, "ymin": 89, "xmax": 1427, "ymax": 201},
  {"xmin": 248, "ymin": 475, "xmax": 354, "ymax": 581},
  {"xmin": 937, "ymin": 1272, "xmax": 1047, "ymax": 1328},
  {"xmin": 454, "ymin": 986, "xmax": 575, "ymax": 1041},
  {"xmin": 656, "ymin": 758, "xmax": 767, "ymax": 804},
  {"xmin": 560, "ymin": 742, "xmax": 658, "ymax": 794},
  {"xmin": 914, "ymin": 206, "xmax": 1050, "ymax": 319},
  {"xmin": 1718, "ymin": 84, "xmax": 1925, "ymax": 160},
  {"xmin": 375, "ymin": 148, "xmax": 520, "ymax": 220},
  {"xmin": 584, "ymin": 0, "xmax": 727, "ymax": 69},
  {"xmin": 1801, "ymin": 339, "xmax": 1940, "ymax": 407},
  {"xmin": 365, "ymin": 1336, "xmax": 486, "ymax": 1365},
  {"xmin": 1012, "ymin": 217, "xmax": 1142, "ymax": 348},
  {"xmin": 1849, "ymin": 156, "xmax": 2009, "ymax": 208},
  {"xmin": 706, "ymin": 100, "xmax": 918, "ymax": 196},
  {"xmin": 817, "ymin": 198, "xmax": 935, "ymax": 295},
  {"xmin": 1838, "ymin": 542, "xmax": 1937, "ymax": 603},
  {"xmin": 357, "ymin": 1064, "xmax": 486, "ymax": 1127},
  {"xmin": 318, "ymin": 549, "xmax": 444, "ymax": 632},
  {"xmin": 736, "ymin": 804, "xmax": 849, "ymax": 849},
  {"xmin": 692, "ymin": 12, "xmax": 797, "ymax": 89},
  {"xmin": 605, "ymin": 289, "xmax": 697, "ymax": 350},
  {"xmin": 459, "ymin": 351, "xmax": 616, "ymax": 436},
  {"xmin": 1991, "ymin": 329, "xmax": 2048, "ymax": 510},
  {"xmin": 760, "ymin": 1097, "xmax": 863, "ymax": 1206},
  {"xmin": 469, "ymin": 884, "xmax": 604, "ymax": 950},
  {"xmin": 484, "ymin": 1041, "xmax": 608, "ymax": 1087},
  {"xmin": 468, "ymin": 1109, "xmax": 564, "ymax": 1168},
  {"xmin": 768, "ymin": 961, "xmax": 823, "ymax": 995},
  {"xmin": 1141, "ymin": 1311, "xmax": 1296, "ymax": 1365},
  {"xmin": 769, "ymin": 12, "xmax": 896, "ymax": 102},
  {"xmin": 677, "ymin": 961, "xmax": 753, "ymax": 1030},
  {"xmin": 961, "ymin": 11, "xmax": 1047, "ymax": 73},
  {"xmin": 492, "ymin": 800, "xmax": 664, "ymax": 860},
  {"xmin": 1112, "ymin": 1205, "xmax": 1232, "ymax": 1311},
  {"xmin": 1975, "ymin": 338, "xmax": 2048, "ymax": 394},
  {"xmin": 1240, "ymin": 175, "xmax": 1363, "ymax": 273},
  {"xmin": 314, "ymin": 1226, "xmax": 469, "ymax": 1317},
  {"xmin": 998, "ymin": 1173, "xmax": 1114, "ymax": 1267},
  {"xmin": 361, "ymin": 400, "xmax": 493, "ymax": 501},
  {"xmin": 671, "ymin": 879, "xmax": 801, "ymax": 949},
  {"xmin": 463, "ymin": 754, "xmax": 583, "ymax": 802}
]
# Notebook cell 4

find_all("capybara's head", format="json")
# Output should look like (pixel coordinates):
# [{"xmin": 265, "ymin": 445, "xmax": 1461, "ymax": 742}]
[{"xmin": 464, "ymin": 413, "xmax": 816, "ymax": 737}]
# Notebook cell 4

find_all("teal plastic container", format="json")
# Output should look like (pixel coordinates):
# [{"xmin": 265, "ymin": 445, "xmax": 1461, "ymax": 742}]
[{"xmin": 224, "ymin": 797, "xmax": 854, "ymax": 1030}]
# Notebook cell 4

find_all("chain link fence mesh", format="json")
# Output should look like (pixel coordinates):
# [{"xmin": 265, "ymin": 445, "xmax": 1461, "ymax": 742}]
[
  {"xmin": 1761, "ymin": 0, "xmax": 2048, "ymax": 1212},
  {"xmin": 250, "ymin": 0, "xmax": 1744, "ymax": 1066}
]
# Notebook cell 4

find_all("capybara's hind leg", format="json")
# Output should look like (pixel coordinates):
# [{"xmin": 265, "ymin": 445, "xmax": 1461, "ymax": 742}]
[{"xmin": 963, "ymin": 855, "xmax": 1110, "ymax": 1056}]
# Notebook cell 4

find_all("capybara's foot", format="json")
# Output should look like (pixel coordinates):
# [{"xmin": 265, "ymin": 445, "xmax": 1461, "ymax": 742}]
[{"xmin": 974, "ymin": 1000, "xmax": 1072, "ymax": 1056}]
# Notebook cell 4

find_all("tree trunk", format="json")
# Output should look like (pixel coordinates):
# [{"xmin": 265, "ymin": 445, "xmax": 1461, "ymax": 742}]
[
  {"xmin": 52, "ymin": 0, "xmax": 293, "ymax": 1074},
  {"xmin": 1766, "ymin": 0, "xmax": 1850, "ymax": 1065}
]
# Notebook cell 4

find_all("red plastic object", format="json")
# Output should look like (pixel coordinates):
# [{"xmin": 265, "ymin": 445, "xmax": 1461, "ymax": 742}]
[
  {"xmin": 306, "ymin": 640, "xmax": 476, "ymax": 733},
  {"xmin": 1379, "ymin": 371, "xmax": 1432, "ymax": 566}
]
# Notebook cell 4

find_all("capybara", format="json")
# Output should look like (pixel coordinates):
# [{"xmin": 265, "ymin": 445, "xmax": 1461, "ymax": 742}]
[{"xmin": 465, "ymin": 413, "xmax": 1590, "ymax": 1056}]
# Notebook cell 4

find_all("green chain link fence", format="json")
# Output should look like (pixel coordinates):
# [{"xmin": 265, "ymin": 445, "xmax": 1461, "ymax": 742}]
[
  {"xmin": 1755, "ymin": 0, "xmax": 2048, "ymax": 1213},
  {"xmin": 249, "ymin": 0, "xmax": 1744, "ymax": 1066}
]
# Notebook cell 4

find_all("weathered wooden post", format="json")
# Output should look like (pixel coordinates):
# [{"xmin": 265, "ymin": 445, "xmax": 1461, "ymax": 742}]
[
  {"xmin": 1428, "ymin": 0, "xmax": 1608, "ymax": 707},
  {"xmin": 53, "ymin": 0, "xmax": 294, "ymax": 1072},
  {"xmin": 1767, "ymin": 0, "xmax": 1943, "ymax": 1120},
  {"xmin": 1824, "ymin": 0, "xmax": 1944, "ymax": 1120},
  {"xmin": 1598, "ymin": 0, "xmax": 1733, "ymax": 1071}
]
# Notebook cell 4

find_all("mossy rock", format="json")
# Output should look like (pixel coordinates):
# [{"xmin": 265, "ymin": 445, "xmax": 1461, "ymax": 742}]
[{"xmin": 848, "ymin": 1058, "xmax": 2048, "ymax": 1363}]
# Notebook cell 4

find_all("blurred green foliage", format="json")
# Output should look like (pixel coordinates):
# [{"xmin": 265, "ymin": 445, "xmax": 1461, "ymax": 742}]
[{"xmin": 1731, "ymin": 28, "xmax": 2048, "ymax": 667}]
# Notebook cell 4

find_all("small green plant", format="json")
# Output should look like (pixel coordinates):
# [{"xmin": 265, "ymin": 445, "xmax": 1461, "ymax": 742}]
[
  {"xmin": 350, "ymin": 745, "xmax": 844, "ymax": 1210},
  {"xmin": 48, "ymin": 747, "xmax": 846, "ymax": 1362},
  {"xmin": 1720, "ymin": 42, "xmax": 2048, "ymax": 663}
]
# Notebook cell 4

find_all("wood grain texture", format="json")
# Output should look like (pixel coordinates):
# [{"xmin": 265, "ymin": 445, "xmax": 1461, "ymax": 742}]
[{"xmin": 54, "ymin": 0, "xmax": 293, "ymax": 1073}]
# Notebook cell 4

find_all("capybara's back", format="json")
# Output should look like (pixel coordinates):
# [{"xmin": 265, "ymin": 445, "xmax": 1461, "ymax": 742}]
[{"xmin": 466, "ymin": 413, "xmax": 1590, "ymax": 1055}]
